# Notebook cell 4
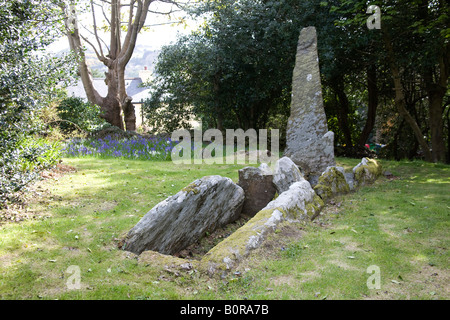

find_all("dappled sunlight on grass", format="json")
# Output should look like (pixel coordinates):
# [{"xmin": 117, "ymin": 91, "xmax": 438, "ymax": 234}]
[
  {"xmin": 411, "ymin": 254, "xmax": 430, "ymax": 263},
  {"xmin": 0, "ymin": 157, "xmax": 448, "ymax": 299},
  {"xmin": 228, "ymin": 158, "xmax": 449, "ymax": 300},
  {"xmin": 0, "ymin": 157, "xmax": 255, "ymax": 299},
  {"xmin": 423, "ymin": 178, "xmax": 450, "ymax": 184}
]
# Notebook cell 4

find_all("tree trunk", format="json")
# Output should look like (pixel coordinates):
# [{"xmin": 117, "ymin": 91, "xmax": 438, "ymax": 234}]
[
  {"xmin": 63, "ymin": 0, "xmax": 154, "ymax": 132},
  {"xmin": 333, "ymin": 79, "xmax": 353, "ymax": 147},
  {"xmin": 213, "ymin": 72, "xmax": 224, "ymax": 132},
  {"xmin": 447, "ymin": 106, "xmax": 450, "ymax": 163},
  {"xmin": 393, "ymin": 119, "xmax": 405, "ymax": 161},
  {"xmin": 65, "ymin": 3, "xmax": 103, "ymax": 107},
  {"xmin": 423, "ymin": 52, "xmax": 448, "ymax": 163},
  {"xmin": 358, "ymin": 64, "xmax": 378, "ymax": 146},
  {"xmin": 428, "ymin": 89, "xmax": 446, "ymax": 162},
  {"xmin": 417, "ymin": 0, "xmax": 448, "ymax": 162},
  {"xmin": 104, "ymin": 67, "xmax": 124, "ymax": 129},
  {"xmin": 118, "ymin": 65, "xmax": 136, "ymax": 131},
  {"xmin": 383, "ymin": 31, "xmax": 433, "ymax": 162},
  {"xmin": 122, "ymin": 100, "xmax": 136, "ymax": 131}
]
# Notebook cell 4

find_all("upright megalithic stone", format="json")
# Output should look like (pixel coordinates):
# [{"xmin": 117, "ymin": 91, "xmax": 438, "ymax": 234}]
[{"xmin": 284, "ymin": 26, "xmax": 335, "ymax": 175}]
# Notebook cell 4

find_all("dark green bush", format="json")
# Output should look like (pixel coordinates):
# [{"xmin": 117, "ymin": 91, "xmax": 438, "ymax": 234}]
[{"xmin": 56, "ymin": 97, "xmax": 107, "ymax": 133}]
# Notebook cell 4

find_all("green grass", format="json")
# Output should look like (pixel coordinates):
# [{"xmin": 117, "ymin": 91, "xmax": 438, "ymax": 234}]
[
  {"xmin": 0, "ymin": 157, "xmax": 448, "ymax": 300},
  {"xmin": 213, "ymin": 159, "xmax": 450, "ymax": 300}
]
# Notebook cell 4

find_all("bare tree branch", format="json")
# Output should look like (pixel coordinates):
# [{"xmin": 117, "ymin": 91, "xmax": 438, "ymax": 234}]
[
  {"xmin": 64, "ymin": 0, "xmax": 192, "ymax": 131},
  {"xmin": 62, "ymin": 1, "xmax": 103, "ymax": 107},
  {"xmin": 90, "ymin": 0, "xmax": 106, "ymax": 60},
  {"xmin": 119, "ymin": 0, "xmax": 152, "ymax": 66},
  {"xmin": 127, "ymin": 0, "xmax": 136, "ymax": 30},
  {"xmin": 80, "ymin": 34, "xmax": 109, "ymax": 65},
  {"xmin": 147, "ymin": 8, "xmax": 183, "ymax": 15},
  {"xmin": 109, "ymin": 0, "xmax": 119, "ymax": 59},
  {"xmin": 79, "ymin": 22, "xmax": 110, "ymax": 54},
  {"xmin": 92, "ymin": 1, "xmax": 112, "ymax": 26},
  {"xmin": 143, "ymin": 20, "xmax": 183, "ymax": 27}
]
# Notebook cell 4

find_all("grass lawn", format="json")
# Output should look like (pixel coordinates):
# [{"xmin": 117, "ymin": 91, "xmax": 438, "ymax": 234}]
[{"xmin": 0, "ymin": 157, "xmax": 448, "ymax": 300}]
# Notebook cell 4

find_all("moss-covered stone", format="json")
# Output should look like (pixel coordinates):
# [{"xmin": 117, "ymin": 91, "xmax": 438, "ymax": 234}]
[
  {"xmin": 305, "ymin": 194, "xmax": 325, "ymax": 220},
  {"xmin": 182, "ymin": 182, "xmax": 201, "ymax": 195},
  {"xmin": 200, "ymin": 208, "xmax": 282, "ymax": 275},
  {"xmin": 200, "ymin": 180, "xmax": 326, "ymax": 275},
  {"xmin": 314, "ymin": 184, "xmax": 333, "ymax": 200},
  {"xmin": 353, "ymin": 158, "xmax": 382, "ymax": 186},
  {"xmin": 313, "ymin": 167, "xmax": 350, "ymax": 201},
  {"xmin": 131, "ymin": 160, "xmax": 383, "ymax": 277}
]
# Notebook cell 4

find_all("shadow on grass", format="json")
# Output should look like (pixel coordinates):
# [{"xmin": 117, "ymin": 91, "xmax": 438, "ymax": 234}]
[
  {"xmin": 1, "ymin": 157, "xmax": 448, "ymax": 299},
  {"xmin": 0, "ymin": 157, "xmax": 251, "ymax": 299}
]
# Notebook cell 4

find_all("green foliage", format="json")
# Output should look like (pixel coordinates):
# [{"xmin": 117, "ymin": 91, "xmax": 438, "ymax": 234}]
[
  {"xmin": 143, "ymin": 64, "xmax": 196, "ymax": 133},
  {"xmin": 0, "ymin": 0, "xmax": 77, "ymax": 207},
  {"xmin": 0, "ymin": 137, "xmax": 62, "ymax": 207},
  {"xmin": 149, "ymin": 0, "xmax": 449, "ymax": 162},
  {"xmin": 146, "ymin": 0, "xmax": 301, "ymax": 131},
  {"xmin": 329, "ymin": 0, "xmax": 449, "ymax": 161},
  {"xmin": 56, "ymin": 97, "xmax": 107, "ymax": 133}
]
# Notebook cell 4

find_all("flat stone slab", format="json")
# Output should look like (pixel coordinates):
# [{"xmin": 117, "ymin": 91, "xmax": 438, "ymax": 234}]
[
  {"xmin": 202, "ymin": 177, "xmax": 324, "ymax": 274},
  {"xmin": 238, "ymin": 166, "xmax": 276, "ymax": 216},
  {"xmin": 123, "ymin": 175, "xmax": 244, "ymax": 255}
]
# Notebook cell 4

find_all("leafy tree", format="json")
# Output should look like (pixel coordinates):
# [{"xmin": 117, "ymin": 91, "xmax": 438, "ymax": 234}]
[
  {"xmin": 334, "ymin": 0, "xmax": 449, "ymax": 162},
  {"xmin": 148, "ymin": 0, "xmax": 449, "ymax": 162},
  {"xmin": 0, "ymin": 0, "xmax": 76, "ymax": 207},
  {"xmin": 146, "ymin": 0, "xmax": 303, "ymax": 133},
  {"xmin": 143, "ymin": 33, "xmax": 212, "ymax": 133}
]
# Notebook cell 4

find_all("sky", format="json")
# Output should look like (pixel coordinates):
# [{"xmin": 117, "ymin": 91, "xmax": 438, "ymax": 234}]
[{"xmin": 47, "ymin": 1, "xmax": 199, "ymax": 54}]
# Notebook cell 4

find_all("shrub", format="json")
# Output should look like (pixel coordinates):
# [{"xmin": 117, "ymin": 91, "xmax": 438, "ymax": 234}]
[
  {"xmin": 0, "ymin": 0, "xmax": 76, "ymax": 208},
  {"xmin": 56, "ymin": 97, "xmax": 107, "ymax": 133},
  {"xmin": 0, "ymin": 138, "xmax": 62, "ymax": 208}
]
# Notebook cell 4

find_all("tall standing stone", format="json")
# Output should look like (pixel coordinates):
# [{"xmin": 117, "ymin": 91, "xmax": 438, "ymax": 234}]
[{"xmin": 284, "ymin": 26, "xmax": 335, "ymax": 175}]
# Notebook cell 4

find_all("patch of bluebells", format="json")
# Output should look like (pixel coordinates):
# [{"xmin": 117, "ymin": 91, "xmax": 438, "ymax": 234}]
[{"xmin": 63, "ymin": 135, "xmax": 177, "ymax": 161}]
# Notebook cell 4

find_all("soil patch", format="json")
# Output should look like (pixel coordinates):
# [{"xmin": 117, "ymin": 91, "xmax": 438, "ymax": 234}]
[
  {"xmin": 40, "ymin": 162, "xmax": 77, "ymax": 179},
  {"xmin": 172, "ymin": 214, "xmax": 253, "ymax": 260}
]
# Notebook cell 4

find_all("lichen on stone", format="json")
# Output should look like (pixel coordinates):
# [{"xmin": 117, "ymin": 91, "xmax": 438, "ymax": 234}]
[
  {"xmin": 313, "ymin": 166, "xmax": 350, "ymax": 201},
  {"xmin": 353, "ymin": 158, "xmax": 382, "ymax": 186},
  {"xmin": 305, "ymin": 194, "xmax": 325, "ymax": 220},
  {"xmin": 200, "ymin": 207, "xmax": 281, "ymax": 274},
  {"xmin": 182, "ymin": 182, "xmax": 201, "ymax": 195}
]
